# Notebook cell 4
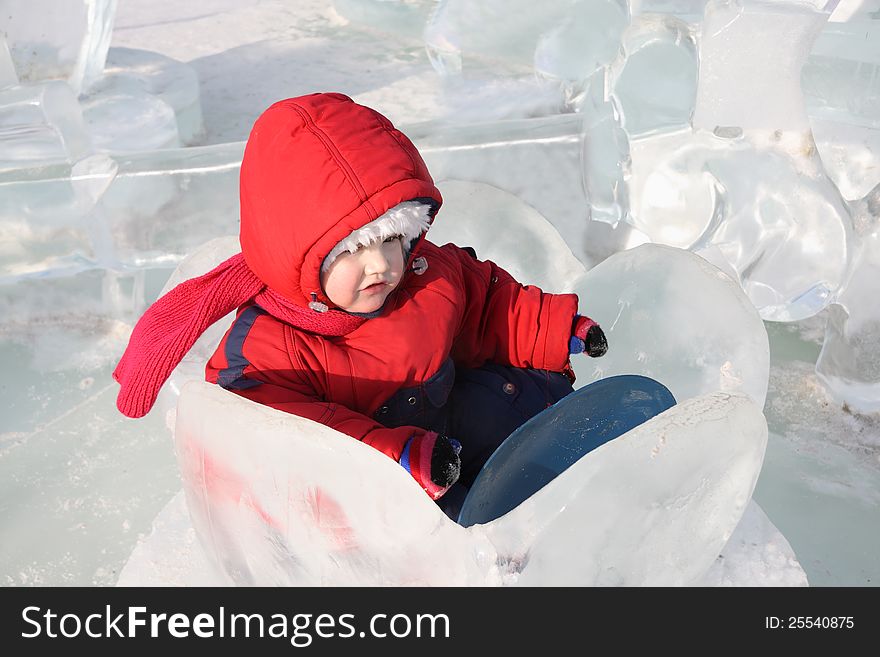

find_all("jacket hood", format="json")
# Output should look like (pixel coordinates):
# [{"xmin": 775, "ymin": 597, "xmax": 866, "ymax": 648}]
[{"xmin": 239, "ymin": 92, "xmax": 443, "ymax": 309}]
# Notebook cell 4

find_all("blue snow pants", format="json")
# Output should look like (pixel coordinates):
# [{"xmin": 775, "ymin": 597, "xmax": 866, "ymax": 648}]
[{"xmin": 374, "ymin": 358, "xmax": 574, "ymax": 521}]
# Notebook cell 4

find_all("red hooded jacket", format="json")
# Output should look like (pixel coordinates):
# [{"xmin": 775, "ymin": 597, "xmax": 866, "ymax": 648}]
[{"xmin": 204, "ymin": 93, "xmax": 579, "ymax": 461}]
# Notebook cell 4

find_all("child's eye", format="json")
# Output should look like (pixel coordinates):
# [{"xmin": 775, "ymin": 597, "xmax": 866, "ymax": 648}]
[{"xmin": 384, "ymin": 235, "xmax": 402, "ymax": 243}]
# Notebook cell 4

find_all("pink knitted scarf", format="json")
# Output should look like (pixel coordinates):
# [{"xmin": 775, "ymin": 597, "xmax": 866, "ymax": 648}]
[{"xmin": 113, "ymin": 253, "xmax": 366, "ymax": 418}]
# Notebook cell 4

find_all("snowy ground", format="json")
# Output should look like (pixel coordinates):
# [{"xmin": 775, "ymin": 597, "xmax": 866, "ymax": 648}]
[{"xmin": 1, "ymin": 0, "xmax": 878, "ymax": 586}]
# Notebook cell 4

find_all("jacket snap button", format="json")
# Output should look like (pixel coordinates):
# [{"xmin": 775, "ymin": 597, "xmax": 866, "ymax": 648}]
[
  {"xmin": 502, "ymin": 383, "xmax": 516, "ymax": 395},
  {"xmin": 379, "ymin": 406, "xmax": 389, "ymax": 415},
  {"xmin": 408, "ymin": 396, "xmax": 417, "ymax": 405}
]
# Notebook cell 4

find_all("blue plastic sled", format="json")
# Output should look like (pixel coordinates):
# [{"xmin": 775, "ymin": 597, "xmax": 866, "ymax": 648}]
[{"xmin": 457, "ymin": 374, "xmax": 676, "ymax": 527}]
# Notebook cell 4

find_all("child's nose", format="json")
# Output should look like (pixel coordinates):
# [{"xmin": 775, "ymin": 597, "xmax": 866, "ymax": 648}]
[{"xmin": 362, "ymin": 244, "xmax": 390, "ymax": 274}]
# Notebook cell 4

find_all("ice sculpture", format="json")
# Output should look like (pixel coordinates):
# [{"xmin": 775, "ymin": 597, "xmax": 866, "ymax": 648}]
[
  {"xmin": 0, "ymin": 1, "xmax": 201, "ymax": 157},
  {"xmin": 628, "ymin": 129, "xmax": 852, "ymax": 321},
  {"xmin": 804, "ymin": 18, "xmax": 880, "ymax": 200},
  {"xmin": 569, "ymin": 243, "xmax": 770, "ymax": 406},
  {"xmin": 0, "ymin": 265, "xmax": 145, "ymax": 327},
  {"xmin": 0, "ymin": 82, "xmax": 92, "ymax": 169},
  {"xmin": 106, "ymin": 48, "xmax": 203, "ymax": 145},
  {"xmin": 692, "ymin": 0, "xmax": 826, "ymax": 132},
  {"xmin": 81, "ymin": 47, "xmax": 204, "ymax": 150},
  {"xmin": 0, "ymin": 154, "xmax": 115, "ymax": 281},
  {"xmin": 332, "ymin": 0, "xmax": 439, "ymax": 39},
  {"xmin": 152, "ymin": 225, "xmax": 772, "ymax": 586},
  {"xmin": 616, "ymin": 0, "xmax": 854, "ymax": 321},
  {"xmin": 101, "ymin": 143, "xmax": 242, "ymax": 265},
  {"xmin": 3, "ymin": 0, "xmax": 876, "ymax": 587},
  {"xmin": 630, "ymin": 0, "xmax": 709, "ymax": 17},
  {"xmin": 174, "ymin": 379, "xmax": 766, "ymax": 586},
  {"xmin": 81, "ymin": 87, "xmax": 179, "ymax": 152},
  {"xmin": 816, "ymin": 184, "xmax": 880, "ymax": 413},
  {"xmin": 425, "ymin": 0, "xmax": 630, "ymax": 79},
  {"xmin": 418, "ymin": 0, "xmax": 858, "ymax": 322},
  {"xmin": 0, "ymin": 36, "xmax": 17, "ymax": 88},
  {"xmin": 0, "ymin": 0, "xmax": 118, "ymax": 95},
  {"xmin": 483, "ymin": 390, "xmax": 768, "ymax": 586},
  {"xmin": 609, "ymin": 14, "xmax": 698, "ymax": 137},
  {"xmin": 425, "ymin": 180, "xmax": 586, "ymax": 292},
  {"xmin": 579, "ymin": 70, "xmax": 632, "ymax": 229},
  {"xmin": 118, "ymin": 490, "xmax": 807, "ymax": 586},
  {"xmin": 0, "ymin": 141, "xmax": 243, "ymax": 282},
  {"xmin": 532, "ymin": 0, "xmax": 630, "ymax": 85},
  {"xmin": 411, "ymin": 114, "xmax": 598, "ymax": 265}
]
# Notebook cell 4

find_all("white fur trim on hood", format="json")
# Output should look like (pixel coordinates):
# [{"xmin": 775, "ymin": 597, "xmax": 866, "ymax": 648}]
[{"xmin": 321, "ymin": 201, "xmax": 433, "ymax": 272}]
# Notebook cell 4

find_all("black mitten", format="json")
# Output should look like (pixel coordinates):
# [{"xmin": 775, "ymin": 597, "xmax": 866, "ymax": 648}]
[
  {"xmin": 400, "ymin": 433, "xmax": 462, "ymax": 500},
  {"xmin": 585, "ymin": 324, "xmax": 608, "ymax": 357},
  {"xmin": 430, "ymin": 435, "xmax": 462, "ymax": 489},
  {"xmin": 570, "ymin": 315, "xmax": 608, "ymax": 358}
]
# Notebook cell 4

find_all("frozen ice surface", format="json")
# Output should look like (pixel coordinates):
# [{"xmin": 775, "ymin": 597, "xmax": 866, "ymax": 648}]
[
  {"xmin": 0, "ymin": 152, "xmax": 119, "ymax": 281},
  {"xmin": 100, "ymin": 142, "xmax": 243, "ymax": 266},
  {"xmin": 816, "ymin": 188, "xmax": 880, "ymax": 412},
  {"xmin": 0, "ymin": 266, "xmax": 146, "ymax": 328},
  {"xmin": 698, "ymin": 499, "xmax": 808, "ymax": 587},
  {"xmin": 0, "ymin": 263, "xmax": 177, "ymax": 586},
  {"xmin": 569, "ymin": 244, "xmax": 770, "ymax": 406},
  {"xmin": 0, "ymin": 82, "xmax": 92, "ymax": 170},
  {"xmin": 0, "ymin": 154, "xmax": 118, "ymax": 281},
  {"xmin": 760, "ymin": 359, "xmax": 880, "ymax": 585},
  {"xmin": 426, "ymin": 0, "xmax": 552, "ymax": 75},
  {"xmin": 170, "ymin": 380, "xmax": 768, "ymax": 586},
  {"xmin": 693, "ymin": 0, "xmax": 828, "ymax": 132},
  {"xmin": 81, "ymin": 85, "xmax": 181, "ymax": 152},
  {"xmin": 115, "ymin": 491, "xmax": 223, "ymax": 586},
  {"xmin": 82, "ymin": 47, "xmax": 204, "ymax": 149},
  {"xmin": 610, "ymin": 15, "xmax": 698, "ymax": 137},
  {"xmin": 563, "ymin": 0, "xmax": 858, "ymax": 322},
  {"xmin": 627, "ymin": 130, "xmax": 715, "ymax": 248},
  {"xmin": 0, "ymin": 36, "xmax": 18, "ymax": 89},
  {"xmin": 0, "ymin": 0, "xmax": 119, "ymax": 95}
]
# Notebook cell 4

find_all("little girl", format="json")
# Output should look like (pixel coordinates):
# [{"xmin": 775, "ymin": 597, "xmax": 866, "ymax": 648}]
[{"xmin": 113, "ymin": 92, "xmax": 607, "ymax": 519}]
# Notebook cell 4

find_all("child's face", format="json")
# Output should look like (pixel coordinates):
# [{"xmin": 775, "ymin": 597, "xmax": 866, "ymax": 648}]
[{"xmin": 320, "ymin": 236, "xmax": 405, "ymax": 313}]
